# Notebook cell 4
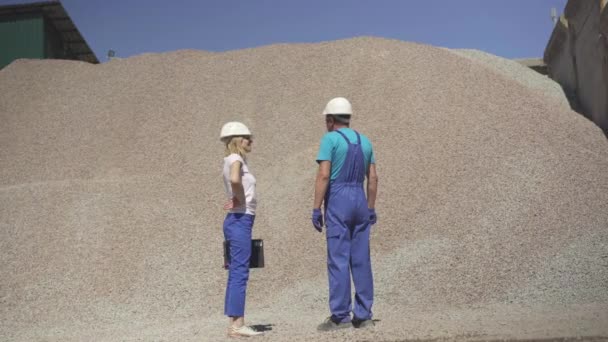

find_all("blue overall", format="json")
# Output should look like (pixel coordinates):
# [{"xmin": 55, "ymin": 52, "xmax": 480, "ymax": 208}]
[
  {"xmin": 223, "ymin": 213, "xmax": 254, "ymax": 317},
  {"xmin": 325, "ymin": 130, "xmax": 374, "ymax": 323}
]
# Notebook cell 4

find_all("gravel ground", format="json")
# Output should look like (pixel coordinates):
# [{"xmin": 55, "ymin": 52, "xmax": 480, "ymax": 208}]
[{"xmin": 1, "ymin": 37, "xmax": 607, "ymax": 341}]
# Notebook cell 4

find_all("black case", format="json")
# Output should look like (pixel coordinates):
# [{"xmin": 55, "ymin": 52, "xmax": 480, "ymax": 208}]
[{"xmin": 223, "ymin": 239, "xmax": 265, "ymax": 269}]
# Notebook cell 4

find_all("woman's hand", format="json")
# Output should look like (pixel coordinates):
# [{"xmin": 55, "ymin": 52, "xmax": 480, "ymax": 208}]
[{"xmin": 223, "ymin": 196, "xmax": 241, "ymax": 210}]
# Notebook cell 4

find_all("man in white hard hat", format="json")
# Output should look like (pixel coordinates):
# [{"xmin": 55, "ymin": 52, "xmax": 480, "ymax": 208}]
[{"xmin": 312, "ymin": 97, "xmax": 378, "ymax": 331}]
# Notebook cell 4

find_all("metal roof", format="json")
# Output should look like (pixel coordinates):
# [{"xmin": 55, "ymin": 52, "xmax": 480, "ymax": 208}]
[
  {"xmin": 514, "ymin": 58, "xmax": 548, "ymax": 75},
  {"xmin": 0, "ymin": 0, "xmax": 99, "ymax": 64}
]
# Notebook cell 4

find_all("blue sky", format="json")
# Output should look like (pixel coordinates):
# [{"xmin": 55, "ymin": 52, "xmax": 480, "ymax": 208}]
[{"xmin": 2, "ymin": 0, "xmax": 568, "ymax": 61}]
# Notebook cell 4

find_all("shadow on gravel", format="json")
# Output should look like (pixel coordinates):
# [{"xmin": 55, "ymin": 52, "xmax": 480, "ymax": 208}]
[{"xmin": 250, "ymin": 323, "xmax": 274, "ymax": 332}]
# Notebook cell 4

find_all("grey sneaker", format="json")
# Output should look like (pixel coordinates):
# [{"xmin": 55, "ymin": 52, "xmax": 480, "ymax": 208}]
[
  {"xmin": 317, "ymin": 317, "xmax": 352, "ymax": 332},
  {"xmin": 352, "ymin": 319, "xmax": 375, "ymax": 329}
]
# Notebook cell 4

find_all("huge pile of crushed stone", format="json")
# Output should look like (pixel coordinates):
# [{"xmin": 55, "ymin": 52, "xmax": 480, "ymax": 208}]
[{"xmin": 1, "ymin": 37, "xmax": 607, "ymax": 341}]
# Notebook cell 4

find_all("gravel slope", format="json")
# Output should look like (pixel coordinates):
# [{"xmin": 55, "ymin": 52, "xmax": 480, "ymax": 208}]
[{"xmin": 1, "ymin": 37, "xmax": 607, "ymax": 341}]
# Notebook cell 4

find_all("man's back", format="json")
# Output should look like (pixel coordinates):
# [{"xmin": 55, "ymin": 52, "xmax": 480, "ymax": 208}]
[{"xmin": 316, "ymin": 128, "xmax": 375, "ymax": 181}]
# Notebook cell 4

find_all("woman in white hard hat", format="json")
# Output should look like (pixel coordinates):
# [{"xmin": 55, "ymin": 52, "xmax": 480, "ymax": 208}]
[{"xmin": 219, "ymin": 121, "xmax": 263, "ymax": 337}]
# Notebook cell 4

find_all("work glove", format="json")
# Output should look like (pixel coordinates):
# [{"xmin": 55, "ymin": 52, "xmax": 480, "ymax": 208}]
[
  {"xmin": 312, "ymin": 208, "xmax": 323, "ymax": 232},
  {"xmin": 369, "ymin": 208, "xmax": 377, "ymax": 225}
]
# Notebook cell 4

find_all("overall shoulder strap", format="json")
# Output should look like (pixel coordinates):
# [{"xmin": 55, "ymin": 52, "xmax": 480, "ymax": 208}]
[{"xmin": 334, "ymin": 129, "xmax": 351, "ymax": 144}]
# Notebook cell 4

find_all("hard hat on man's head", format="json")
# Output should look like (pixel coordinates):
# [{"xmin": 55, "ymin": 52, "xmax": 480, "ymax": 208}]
[
  {"xmin": 220, "ymin": 121, "xmax": 252, "ymax": 142},
  {"xmin": 323, "ymin": 97, "xmax": 352, "ymax": 116}
]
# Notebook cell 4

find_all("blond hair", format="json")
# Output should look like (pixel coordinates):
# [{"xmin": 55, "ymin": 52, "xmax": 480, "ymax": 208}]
[{"xmin": 224, "ymin": 136, "xmax": 248, "ymax": 157}]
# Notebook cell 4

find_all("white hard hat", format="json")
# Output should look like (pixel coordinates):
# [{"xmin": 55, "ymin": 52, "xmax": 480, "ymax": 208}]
[
  {"xmin": 322, "ymin": 97, "xmax": 352, "ymax": 116},
  {"xmin": 220, "ymin": 121, "xmax": 251, "ymax": 142}
]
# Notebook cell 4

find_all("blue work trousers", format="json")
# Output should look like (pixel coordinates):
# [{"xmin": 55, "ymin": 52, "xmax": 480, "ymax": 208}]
[
  {"xmin": 223, "ymin": 213, "xmax": 254, "ymax": 317},
  {"xmin": 325, "ymin": 184, "xmax": 374, "ymax": 323}
]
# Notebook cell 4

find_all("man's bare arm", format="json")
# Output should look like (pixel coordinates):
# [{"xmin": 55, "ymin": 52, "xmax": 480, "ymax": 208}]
[
  {"xmin": 366, "ymin": 164, "xmax": 378, "ymax": 209},
  {"xmin": 313, "ymin": 161, "xmax": 331, "ymax": 209}
]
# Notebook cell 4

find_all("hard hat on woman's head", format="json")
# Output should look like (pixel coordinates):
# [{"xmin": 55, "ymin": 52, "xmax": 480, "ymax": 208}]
[
  {"xmin": 220, "ymin": 122, "xmax": 251, "ymax": 142},
  {"xmin": 322, "ymin": 97, "xmax": 352, "ymax": 116}
]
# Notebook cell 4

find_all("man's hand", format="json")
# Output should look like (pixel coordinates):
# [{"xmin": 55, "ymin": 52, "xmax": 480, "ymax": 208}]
[
  {"xmin": 369, "ymin": 208, "xmax": 377, "ymax": 225},
  {"xmin": 312, "ymin": 208, "xmax": 323, "ymax": 232}
]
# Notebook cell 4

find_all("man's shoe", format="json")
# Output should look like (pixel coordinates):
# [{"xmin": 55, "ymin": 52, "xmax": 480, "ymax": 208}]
[
  {"xmin": 316, "ymin": 317, "xmax": 352, "ymax": 332},
  {"xmin": 352, "ymin": 318, "xmax": 375, "ymax": 329},
  {"xmin": 228, "ymin": 325, "xmax": 264, "ymax": 337}
]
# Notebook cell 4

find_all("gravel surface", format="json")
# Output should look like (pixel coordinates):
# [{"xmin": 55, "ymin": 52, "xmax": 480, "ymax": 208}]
[
  {"xmin": 447, "ymin": 49, "xmax": 570, "ymax": 108},
  {"xmin": 1, "ymin": 37, "xmax": 607, "ymax": 341}
]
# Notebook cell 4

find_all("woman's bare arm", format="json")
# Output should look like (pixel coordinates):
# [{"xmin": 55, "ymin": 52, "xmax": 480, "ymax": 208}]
[{"xmin": 230, "ymin": 161, "xmax": 245, "ymax": 207}]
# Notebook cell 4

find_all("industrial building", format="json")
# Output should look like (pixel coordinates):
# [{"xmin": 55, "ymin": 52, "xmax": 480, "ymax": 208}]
[
  {"xmin": 544, "ymin": 0, "xmax": 608, "ymax": 135},
  {"xmin": 0, "ymin": 0, "xmax": 98, "ymax": 69}
]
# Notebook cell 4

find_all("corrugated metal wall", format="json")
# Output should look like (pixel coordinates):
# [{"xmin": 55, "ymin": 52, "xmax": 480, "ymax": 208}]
[
  {"xmin": 44, "ymin": 16, "xmax": 65, "ymax": 59},
  {"xmin": 0, "ymin": 14, "xmax": 44, "ymax": 69}
]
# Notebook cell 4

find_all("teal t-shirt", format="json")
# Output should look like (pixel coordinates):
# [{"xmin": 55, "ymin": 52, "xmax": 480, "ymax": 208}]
[{"xmin": 316, "ymin": 128, "xmax": 375, "ymax": 180}]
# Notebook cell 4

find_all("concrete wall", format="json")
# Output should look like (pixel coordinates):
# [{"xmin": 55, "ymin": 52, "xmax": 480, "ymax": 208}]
[{"xmin": 544, "ymin": 0, "xmax": 608, "ymax": 134}]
